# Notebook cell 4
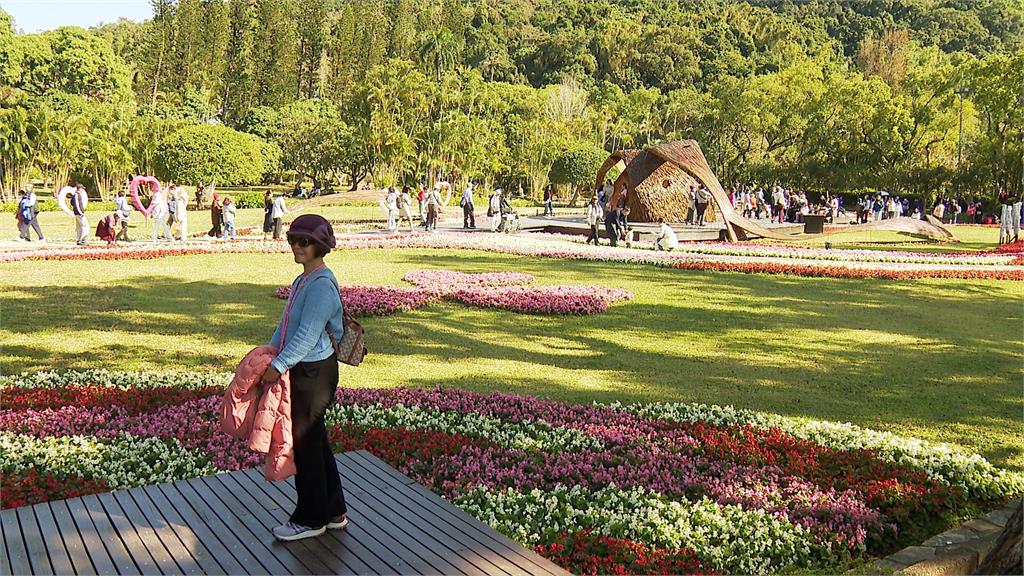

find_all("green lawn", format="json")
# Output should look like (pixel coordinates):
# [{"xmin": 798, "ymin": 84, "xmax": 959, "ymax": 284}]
[
  {"xmin": 7, "ymin": 205, "xmax": 386, "ymax": 242},
  {"xmin": 2, "ymin": 247, "xmax": 1021, "ymax": 471},
  {"xmin": 771, "ymin": 225, "xmax": 1001, "ymax": 252}
]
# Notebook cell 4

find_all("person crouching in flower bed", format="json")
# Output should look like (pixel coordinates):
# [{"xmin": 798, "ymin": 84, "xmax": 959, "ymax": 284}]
[
  {"xmin": 95, "ymin": 213, "xmax": 123, "ymax": 246},
  {"xmin": 263, "ymin": 214, "xmax": 349, "ymax": 541}
]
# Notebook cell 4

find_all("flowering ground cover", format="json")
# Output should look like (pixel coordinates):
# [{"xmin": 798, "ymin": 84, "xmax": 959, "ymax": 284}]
[
  {"xmin": 4, "ymin": 230, "xmax": 1021, "ymax": 281},
  {"xmin": 2, "ymin": 246, "xmax": 1021, "ymax": 472},
  {"xmin": 1, "ymin": 371, "xmax": 1020, "ymax": 574},
  {"xmin": 276, "ymin": 269, "xmax": 634, "ymax": 316}
]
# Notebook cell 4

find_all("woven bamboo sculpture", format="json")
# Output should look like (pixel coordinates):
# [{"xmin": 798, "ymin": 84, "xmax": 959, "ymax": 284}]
[{"xmin": 594, "ymin": 140, "xmax": 956, "ymax": 242}]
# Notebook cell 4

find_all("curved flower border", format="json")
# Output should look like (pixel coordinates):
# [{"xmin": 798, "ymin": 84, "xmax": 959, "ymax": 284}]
[
  {"xmin": 3, "ymin": 232, "xmax": 1021, "ymax": 281},
  {"xmin": 2, "ymin": 370, "xmax": 1021, "ymax": 575}
]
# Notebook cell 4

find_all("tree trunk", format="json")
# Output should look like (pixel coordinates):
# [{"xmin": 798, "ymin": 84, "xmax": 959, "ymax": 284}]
[
  {"xmin": 568, "ymin": 185, "xmax": 581, "ymax": 208},
  {"xmin": 974, "ymin": 499, "xmax": 1022, "ymax": 575}
]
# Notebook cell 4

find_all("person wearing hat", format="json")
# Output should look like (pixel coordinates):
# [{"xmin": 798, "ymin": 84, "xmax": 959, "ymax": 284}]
[{"xmin": 262, "ymin": 214, "xmax": 348, "ymax": 541}]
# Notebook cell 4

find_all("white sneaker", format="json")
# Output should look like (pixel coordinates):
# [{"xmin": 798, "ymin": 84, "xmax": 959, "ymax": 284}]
[
  {"xmin": 272, "ymin": 521, "xmax": 325, "ymax": 541},
  {"xmin": 326, "ymin": 515, "xmax": 348, "ymax": 530}
]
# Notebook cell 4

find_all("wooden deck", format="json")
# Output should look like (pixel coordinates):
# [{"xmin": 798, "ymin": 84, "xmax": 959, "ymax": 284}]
[{"xmin": 1, "ymin": 450, "xmax": 568, "ymax": 575}]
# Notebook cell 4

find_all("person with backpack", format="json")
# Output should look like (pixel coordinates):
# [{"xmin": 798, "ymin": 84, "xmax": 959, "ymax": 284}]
[
  {"xmin": 461, "ymin": 182, "xmax": 476, "ymax": 229},
  {"xmin": 695, "ymin": 186, "xmax": 711, "ymax": 227},
  {"xmin": 488, "ymin": 188, "xmax": 503, "ymax": 232},
  {"xmin": 262, "ymin": 214, "xmax": 348, "ymax": 542},
  {"xmin": 22, "ymin": 187, "xmax": 45, "ymax": 241},
  {"xmin": 115, "ymin": 189, "xmax": 134, "ymax": 242},
  {"xmin": 71, "ymin": 183, "xmax": 90, "ymax": 246},
  {"xmin": 425, "ymin": 184, "xmax": 443, "ymax": 231},
  {"xmin": 15, "ymin": 189, "xmax": 33, "ymax": 241}
]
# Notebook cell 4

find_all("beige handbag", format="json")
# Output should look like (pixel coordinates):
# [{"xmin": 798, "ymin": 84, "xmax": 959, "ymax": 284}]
[
  {"xmin": 328, "ymin": 313, "xmax": 366, "ymax": 367},
  {"xmin": 322, "ymin": 276, "xmax": 367, "ymax": 367}
]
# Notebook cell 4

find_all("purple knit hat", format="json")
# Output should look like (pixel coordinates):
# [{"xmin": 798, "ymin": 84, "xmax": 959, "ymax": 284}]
[{"xmin": 287, "ymin": 214, "xmax": 336, "ymax": 250}]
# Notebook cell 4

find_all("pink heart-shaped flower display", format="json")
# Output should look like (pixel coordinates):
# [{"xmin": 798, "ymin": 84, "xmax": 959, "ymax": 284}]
[{"xmin": 130, "ymin": 176, "xmax": 161, "ymax": 218}]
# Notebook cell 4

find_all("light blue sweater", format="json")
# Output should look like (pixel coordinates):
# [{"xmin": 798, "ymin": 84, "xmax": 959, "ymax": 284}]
[{"xmin": 269, "ymin": 268, "xmax": 344, "ymax": 374}]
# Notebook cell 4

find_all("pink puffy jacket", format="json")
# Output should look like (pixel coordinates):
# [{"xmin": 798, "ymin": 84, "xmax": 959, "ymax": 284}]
[{"xmin": 221, "ymin": 345, "xmax": 296, "ymax": 481}]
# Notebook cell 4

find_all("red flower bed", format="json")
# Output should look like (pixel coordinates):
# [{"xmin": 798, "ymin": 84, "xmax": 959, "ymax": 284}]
[
  {"xmin": 992, "ymin": 240, "xmax": 1024, "ymax": 254},
  {"xmin": 667, "ymin": 259, "xmax": 1024, "ymax": 281},
  {"xmin": 665, "ymin": 422, "xmax": 960, "ymax": 526},
  {"xmin": 1, "ymin": 468, "xmax": 109, "ymax": 509},
  {"xmin": 1, "ymin": 384, "xmax": 223, "ymax": 414},
  {"xmin": 535, "ymin": 530, "xmax": 718, "ymax": 575},
  {"xmin": 328, "ymin": 424, "xmax": 495, "ymax": 475}
]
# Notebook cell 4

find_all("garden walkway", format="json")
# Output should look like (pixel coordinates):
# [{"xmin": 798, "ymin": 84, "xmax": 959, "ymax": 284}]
[{"xmin": 1, "ymin": 450, "xmax": 568, "ymax": 576}]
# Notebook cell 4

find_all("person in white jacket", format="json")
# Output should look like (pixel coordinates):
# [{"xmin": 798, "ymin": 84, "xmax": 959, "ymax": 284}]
[
  {"xmin": 150, "ymin": 186, "xmax": 170, "ymax": 242},
  {"xmin": 384, "ymin": 187, "xmax": 399, "ymax": 232},
  {"xmin": 398, "ymin": 186, "xmax": 415, "ymax": 232},
  {"xmin": 174, "ymin": 185, "xmax": 189, "ymax": 240},
  {"xmin": 655, "ymin": 219, "xmax": 678, "ymax": 251},
  {"xmin": 585, "ymin": 196, "xmax": 602, "ymax": 245},
  {"xmin": 272, "ymin": 194, "xmax": 289, "ymax": 239}
]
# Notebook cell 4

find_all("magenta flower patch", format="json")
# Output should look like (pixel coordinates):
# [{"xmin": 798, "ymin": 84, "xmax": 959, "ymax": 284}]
[{"xmin": 276, "ymin": 269, "xmax": 633, "ymax": 316}]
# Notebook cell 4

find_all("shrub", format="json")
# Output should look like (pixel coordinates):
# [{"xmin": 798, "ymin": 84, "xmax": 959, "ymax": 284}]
[{"xmin": 155, "ymin": 125, "xmax": 272, "ymax": 187}]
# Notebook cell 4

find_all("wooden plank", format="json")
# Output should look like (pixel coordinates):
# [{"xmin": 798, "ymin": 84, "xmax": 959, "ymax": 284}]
[
  {"xmin": 164, "ymin": 480, "xmax": 272, "ymax": 573},
  {"xmin": 80, "ymin": 494, "xmax": 138, "ymax": 576},
  {"xmin": 239, "ymin": 469, "xmax": 387, "ymax": 576},
  {"xmin": 352, "ymin": 451, "xmax": 567, "ymax": 575},
  {"xmin": 16, "ymin": 505, "xmax": 51, "ymax": 575},
  {"xmin": 65, "ymin": 497, "xmax": 118, "ymax": 575},
  {"xmin": 201, "ymin": 473, "xmax": 329, "ymax": 575},
  {"xmin": 341, "ymin": 453, "xmax": 527, "ymax": 576},
  {"xmin": 280, "ymin": 474, "xmax": 444, "ymax": 575},
  {"xmin": 180, "ymin": 476, "xmax": 293, "ymax": 574},
  {"xmin": 222, "ymin": 471, "xmax": 361, "ymax": 575},
  {"xmin": 0, "ymin": 508, "xmax": 30, "ymax": 576},
  {"xmin": 0, "ymin": 506, "xmax": 10, "ymax": 576},
  {"xmin": 258, "ymin": 471, "xmax": 419, "ymax": 575},
  {"xmin": 151, "ymin": 482, "xmax": 248, "ymax": 575},
  {"xmin": 111, "ymin": 488, "xmax": 183, "ymax": 574},
  {"xmin": 34, "ymin": 502, "xmax": 74, "ymax": 575},
  {"xmin": 49, "ymin": 500, "xmax": 96, "ymax": 575},
  {"xmin": 347, "ymin": 451, "xmax": 549, "ymax": 576},
  {"xmin": 97, "ymin": 490, "xmax": 161, "ymax": 575},
  {"xmin": 127, "ymin": 485, "xmax": 205, "ymax": 575},
  {"xmin": 136, "ymin": 484, "xmax": 223, "ymax": 576},
  {"xmin": 335, "ymin": 456, "xmax": 495, "ymax": 576}
]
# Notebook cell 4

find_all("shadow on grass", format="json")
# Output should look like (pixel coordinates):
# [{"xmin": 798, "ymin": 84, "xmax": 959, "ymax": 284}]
[{"xmin": 2, "ymin": 251, "xmax": 1022, "ymax": 468}]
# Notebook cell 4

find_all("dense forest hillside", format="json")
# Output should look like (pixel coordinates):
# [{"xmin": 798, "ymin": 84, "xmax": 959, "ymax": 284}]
[{"xmin": 1, "ymin": 0, "xmax": 1020, "ymax": 200}]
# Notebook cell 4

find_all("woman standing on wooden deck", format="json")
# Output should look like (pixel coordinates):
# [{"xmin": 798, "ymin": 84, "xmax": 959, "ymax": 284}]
[{"xmin": 262, "ymin": 214, "xmax": 349, "ymax": 541}]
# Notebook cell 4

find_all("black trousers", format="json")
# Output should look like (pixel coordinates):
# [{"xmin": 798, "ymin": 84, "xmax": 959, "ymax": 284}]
[
  {"xmin": 463, "ymin": 204, "xmax": 475, "ymax": 228},
  {"xmin": 695, "ymin": 203, "xmax": 707, "ymax": 226},
  {"xmin": 289, "ymin": 355, "xmax": 347, "ymax": 528},
  {"xmin": 587, "ymin": 223, "xmax": 599, "ymax": 244},
  {"xmin": 604, "ymin": 220, "xmax": 618, "ymax": 246}
]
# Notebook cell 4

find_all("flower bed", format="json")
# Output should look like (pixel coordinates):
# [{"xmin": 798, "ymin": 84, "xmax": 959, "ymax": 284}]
[
  {"xmin": 2, "ymin": 370, "xmax": 1020, "ymax": 574},
  {"xmin": 4, "ymin": 232, "xmax": 1021, "ymax": 281},
  {"xmin": 276, "ymin": 284, "xmax": 439, "ymax": 316},
  {"xmin": 276, "ymin": 269, "xmax": 634, "ymax": 316}
]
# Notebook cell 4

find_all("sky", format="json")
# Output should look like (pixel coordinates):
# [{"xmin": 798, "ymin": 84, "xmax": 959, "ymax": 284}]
[{"xmin": 2, "ymin": 0, "xmax": 152, "ymax": 33}]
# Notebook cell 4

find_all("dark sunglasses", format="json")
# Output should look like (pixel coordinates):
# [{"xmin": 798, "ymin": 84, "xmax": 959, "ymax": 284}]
[{"xmin": 287, "ymin": 236, "xmax": 314, "ymax": 247}]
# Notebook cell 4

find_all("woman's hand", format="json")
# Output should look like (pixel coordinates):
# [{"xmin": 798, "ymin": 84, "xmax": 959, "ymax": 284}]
[{"xmin": 261, "ymin": 366, "xmax": 281, "ymax": 386}]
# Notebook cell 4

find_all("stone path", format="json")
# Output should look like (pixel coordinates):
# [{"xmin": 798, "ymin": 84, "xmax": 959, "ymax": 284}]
[{"xmin": 874, "ymin": 500, "xmax": 1020, "ymax": 575}]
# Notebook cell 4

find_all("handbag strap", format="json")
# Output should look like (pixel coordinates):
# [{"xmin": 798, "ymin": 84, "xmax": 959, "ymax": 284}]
[
  {"xmin": 279, "ymin": 265, "xmax": 325, "ymax": 352},
  {"xmin": 316, "ymin": 275, "xmax": 346, "ymax": 351}
]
